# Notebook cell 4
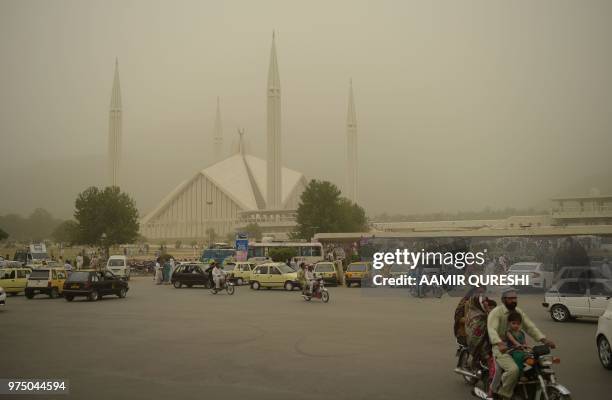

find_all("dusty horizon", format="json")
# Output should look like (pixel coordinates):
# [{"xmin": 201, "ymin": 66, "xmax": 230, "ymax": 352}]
[{"xmin": 1, "ymin": 0, "xmax": 611, "ymax": 219}]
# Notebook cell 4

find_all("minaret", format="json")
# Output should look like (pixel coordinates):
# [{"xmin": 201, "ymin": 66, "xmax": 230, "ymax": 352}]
[
  {"xmin": 346, "ymin": 79, "xmax": 358, "ymax": 203},
  {"xmin": 266, "ymin": 31, "xmax": 282, "ymax": 209},
  {"xmin": 108, "ymin": 58, "xmax": 122, "ymax": 187},
  {"xmin": 213, "ymin": 96, "xmax": 223, "ymax": 163}
]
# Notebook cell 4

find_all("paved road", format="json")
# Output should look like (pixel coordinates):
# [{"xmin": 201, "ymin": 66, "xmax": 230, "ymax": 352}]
[{"xmin": 2, "ymin": 278, "xmax": 610, "ymax": 399}]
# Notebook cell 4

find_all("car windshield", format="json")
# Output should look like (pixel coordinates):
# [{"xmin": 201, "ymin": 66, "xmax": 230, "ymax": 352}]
[
  {"xmin": 66, "ymin": 272, "xmax": 90, "ymax": 282},
  {"xmin": 316, "ymin": 264, "xmax": 334, "ymax": 272},
  {"xmin": 277, "ymin": 265, "xmax": 294, "ymax": 274},
  {"xmin": 223, "ymin": 264, "xmax": 235, "ymax": 272},
  {"xmin": 509, "ymin": 265, "xmax": 537, "ymax": 271},
  {"xmin": 108, "ymin": 259, "xmax": 125, "ymax": 267},
  {"xmin": 348, "ymin": 263, "xmax": 367, "ymax": 272},
  {"xmin": 29, "ymin": 270, "xmax": 49, "ymax": 279}
]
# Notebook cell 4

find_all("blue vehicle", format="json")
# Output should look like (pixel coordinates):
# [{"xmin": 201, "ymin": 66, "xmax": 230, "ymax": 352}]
[{"xmin": 201, "ymin": 247, "xmax": 236, "ymax": 266}]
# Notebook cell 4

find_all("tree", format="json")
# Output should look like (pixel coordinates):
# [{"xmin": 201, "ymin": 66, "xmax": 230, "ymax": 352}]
[
  {"xmin": 52, "ymin": 220, "xmax": 78, "ymax": 244},
  {"xmin": 73, "ymin": 186, "xmax": 140, "ymax": 251},
  {"xmin": 242, "ymin": 223, "xmax": 262, "ymax": 241},
  {"xmin": 293, "ymin": 180, "xmax": 368, "ymax": 240},
  {"xmin": 269, "ymin": 247, "xmax": 297, "ymax": 262},
  {"xmin": 0, "ymin": 227, "xmax": 8, "ymax": 241}
]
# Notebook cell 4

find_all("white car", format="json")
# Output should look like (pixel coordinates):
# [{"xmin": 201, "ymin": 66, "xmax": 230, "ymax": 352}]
[
  {"xmin": 596, "ymin": 298, "xmax": 612, "ymax": 369},
  {"xmin": 0, "ymin": 286, "xmax": 6, "ymax": 307},
  {"xmin": 507, "ymin": 262, "xmax": 553, "ymax": 290},
  {"xmin": 543, "ymin": 278, "xmax": 612, "ymax": 322},
  {"xmin": 106, "ymin": 255, "xmax": 130, "ymax": 280}
]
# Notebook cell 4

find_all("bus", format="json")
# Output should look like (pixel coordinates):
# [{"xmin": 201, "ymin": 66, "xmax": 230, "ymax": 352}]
[
  {"xmin": 200, "ymin": 245, "xmax": 236, "ymax": 266},
  {"xmin": 247, "ymin": 242, "xmax": 324, "ymax": 265}
]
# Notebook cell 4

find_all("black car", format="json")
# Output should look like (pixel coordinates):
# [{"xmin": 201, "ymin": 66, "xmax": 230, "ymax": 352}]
[
  {"xmin": 171, "ymin": 263, "xmax": 212, "ymax": 288},
  {"xmin": 63, "ymin": 271, "xmax": 129, "ymax": 301}
]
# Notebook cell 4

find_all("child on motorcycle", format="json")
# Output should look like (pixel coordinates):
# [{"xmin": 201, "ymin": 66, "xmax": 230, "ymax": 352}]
[{"xmin": 506, "ymin": 311, "xmax": 528, "ymax": 372}]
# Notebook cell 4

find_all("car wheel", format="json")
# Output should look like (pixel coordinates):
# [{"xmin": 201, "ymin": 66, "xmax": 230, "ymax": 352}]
[
  {"xmin": 173, "ymin": 281, "xmax": 182, "ymax": 289},
  {"xmin": 284, "ymin": 281, "xmax": 293, "ymax": 291},
  {"xmin": 550, "ymin": 304, "xmax": 570, "ymax": 322},
  {"xmin": 118, "ymin": 287, "xmax": 127, "ymax": 298},
  {"xmin": 598, "ymin": 335, "xmax": 612, "ymax": 370},
  {"xmin": 236, "ymin": 277, "xmax": 243, "ymax": 286},
  {"xmin": 65, "ymin": 295, "xmax": 74, "ymax": 302},
  {"xmin": 251, "ymin": 281, "xmax": 260, "ymax": 290},
  {"xmin": 88, "ymin": 290, "xmax": 99, "ymax": 302},
  {"xmin": 25, "ymin": 290, "xmax": 34, "ymax": 299},
  {"xmin": 49, "ymin": 288, "xmax": 59, "ymax": 299}
]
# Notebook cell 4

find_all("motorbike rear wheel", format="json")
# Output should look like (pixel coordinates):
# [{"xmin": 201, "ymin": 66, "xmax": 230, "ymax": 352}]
[
  {"xmin": 226, "ymin": 284, "xmax": 235, "ymax": 295},
  {"xmin": 457, "ymin": 349, "xmax": 477, "ymax": 385},
  {"xmin": 546, "ymin": 387, "xmax": 572, "ymax": 400}
]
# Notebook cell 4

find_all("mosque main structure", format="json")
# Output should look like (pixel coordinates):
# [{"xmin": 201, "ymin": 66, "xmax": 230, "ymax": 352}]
[{"xmin": 135, "ymin": 34, "xmax": 358, "ymax": 240}]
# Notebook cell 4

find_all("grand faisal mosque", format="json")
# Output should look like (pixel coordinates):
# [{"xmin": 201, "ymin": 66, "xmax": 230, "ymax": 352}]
[{"xmin": 107, "ymin": 34, "xmax": 359, "ymax": 240}]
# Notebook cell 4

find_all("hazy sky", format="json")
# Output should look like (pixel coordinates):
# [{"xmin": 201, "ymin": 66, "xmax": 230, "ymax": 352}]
[{"xmin": 1, "ymin": 0, "xmax": 611, "ymax": 219}]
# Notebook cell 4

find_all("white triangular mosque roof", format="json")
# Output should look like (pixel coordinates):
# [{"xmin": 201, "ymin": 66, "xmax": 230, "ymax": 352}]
[{"xmin": 141, "ymin": 153, "xmax": 306, "ymax": 224}]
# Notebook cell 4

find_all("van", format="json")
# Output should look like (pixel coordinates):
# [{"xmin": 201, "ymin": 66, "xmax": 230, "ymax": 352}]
[
  {"xmin": 106, "ymin": 255, "xmax": 130, "ymax": 280},
  {"xmin": 0, "ymin": 267, "xmax": 32, "ymax": 295}
]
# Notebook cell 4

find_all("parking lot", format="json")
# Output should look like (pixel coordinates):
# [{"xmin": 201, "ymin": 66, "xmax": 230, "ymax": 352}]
[{"xmin": 2, "ymin": 278, "xmax": 611, "ymax": 399}]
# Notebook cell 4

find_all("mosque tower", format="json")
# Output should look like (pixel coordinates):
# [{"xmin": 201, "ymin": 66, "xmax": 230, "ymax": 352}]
[
  {"xmin": 213, "ymin": 97, "xmax": 223, "ymax": 162},
  {"xmin": 266, "ymin": 32, "xmax": 282, "ymax": 209},
  {"xmin": 346, "ymin": 79, "xmax": 358, "ymax": 203},
  {"xmin": 108, "ymin": 58, "xmax": 122, "ymax": 187}
]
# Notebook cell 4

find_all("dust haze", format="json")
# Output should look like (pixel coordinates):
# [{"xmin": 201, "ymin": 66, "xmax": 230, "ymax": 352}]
[{"xmin": 1, "ymin": 0, "xmax": 611, "ymax": 219}]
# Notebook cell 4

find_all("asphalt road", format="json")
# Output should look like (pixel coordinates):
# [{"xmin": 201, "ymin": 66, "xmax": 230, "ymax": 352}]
[{"xmin": 2, "ymin": 278, "xmax": 611, "ymax": 400}]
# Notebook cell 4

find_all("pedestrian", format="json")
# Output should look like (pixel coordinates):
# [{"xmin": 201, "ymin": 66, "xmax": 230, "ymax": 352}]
[
  {"xmin": 169, "ymin": 257, "xmax": 176, "ymax": 282},
  {"xmin": 76, "ymin": 253, "xmax": 83, "ymax": 270},
  {"xmin": 154, "ymin": 260, "xmax": 163, "ymax": 284},
  {"xmin": 162, "ymin": 260, "xmax": 171, "ymax": 284},
  {"xmin": 64, "ymin": 260, "xmax": 73, "ymax": 275}
]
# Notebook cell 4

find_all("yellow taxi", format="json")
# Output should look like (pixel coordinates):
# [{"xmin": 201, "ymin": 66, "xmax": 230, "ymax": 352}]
[
  {"xmin": 228, "ymin": 261, "xmax": 256, "ymax": 285},
  {"xmin": 0, "ymin": 266, "xmax": 32, "ymax": 295},
  {"xmin": 314, "ymin": 261, "xmax": 339, "ymax": 286},
  {"xmin": 344, "ymin": 262, "xmax": 371, "ymax": 287},
  {"xmin": 25, "ymin": 266, "xmax": 67, "ymax": 299},
  {"xmin": 250, "ymin": 262, "xmax": 299, "ymax": 291}
]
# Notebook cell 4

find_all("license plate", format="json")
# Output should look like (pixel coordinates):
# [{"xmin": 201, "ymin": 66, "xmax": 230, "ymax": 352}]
[{"xmin": 71, "ymin": 284, "xmax": 79, "ymax": 289}]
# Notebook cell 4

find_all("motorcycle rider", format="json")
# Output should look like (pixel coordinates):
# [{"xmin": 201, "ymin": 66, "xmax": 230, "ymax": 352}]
[
  {"xmin": 305, "ymin": 264, "xmax": 316, "ymax": 295},
  {"xmin": 487, "ymin": 287, "xmax": 556, "ymax": 399},
  {"xmin": 212, "ymin": 262, "xmax": 226, "ymax": 291}
]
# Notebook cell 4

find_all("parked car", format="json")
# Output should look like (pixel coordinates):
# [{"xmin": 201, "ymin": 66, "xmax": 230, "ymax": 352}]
[
  {"xmin": 543, "ymin": 278, "xmax": 612, "ymax": 322},
  {"xmin": 226, "ymin": 262, "xmax": 256, "ymax": 285},
  {"xmin": 0, "ymin": 267, "xmax": 31, "ymax": 295},
  {"xmin": 25, "ymin": 267, "xmax": 67, "ymax": 299},
  {"xmin": 556, "ymin": 266, "xmax": 606, "ymax": 281},
  {"xmin": 344, "ymin": 262, "xmax": 371, "ymax": 287},
  {"xmin": 63, "ymin": 270, "xmax": 128, "ymax": 301},
  {"xmin": 388, "ymin": 264, "xmax": 411, "ymax": 287},
  {"xmin": 596, "ymin": 298, "xmax": 612, "ymax": 370},
  {"xmin": 171, "ymin": 263, "xmax": 211, "ymax": 289},
  {"xmin": 314, "ymin": 262, "xmax": 339, "ymax": 286},
  {"xmin": 249, "ymin": 262, "xmax": 299, "ymax": 291},
  {"xmin": 0, "ymin": 286, "xmax": 6, "ymax": 307},
  {"xmin": 507, "ymin": 262, "xmax": 553, "ymax": 290},
  {"xmin": 106, "ymin": 255, "xmax": 130, "ymax": 280}
]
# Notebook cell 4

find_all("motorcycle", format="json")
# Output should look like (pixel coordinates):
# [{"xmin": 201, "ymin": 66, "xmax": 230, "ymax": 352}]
[
  {"xmin": 210, "ymin": 277, "xmax": 235, "ymax": 295},
  {"xmin": 302, "ymin": 278, "xmax": 329, "ymax": 303},
  {"xmin": 454, "ymin": 345, "xmax": 572, "ymax": 400}
]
